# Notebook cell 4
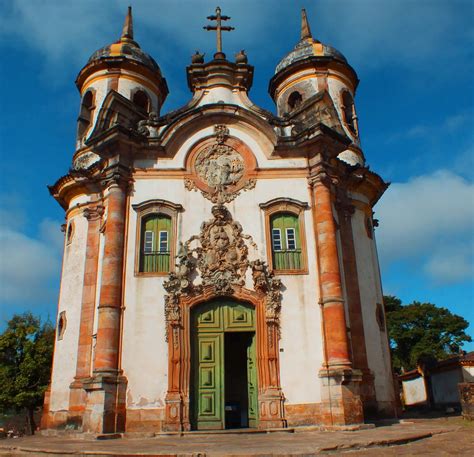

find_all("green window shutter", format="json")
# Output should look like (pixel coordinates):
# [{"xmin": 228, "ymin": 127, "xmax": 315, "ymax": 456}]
[
  {"xmin": 140, "ymin": 214, "xmax": 172, "ymax": 273},
  {"xmin": 270, "ymin": 213, "xmax": 301, "ymax": 271}
]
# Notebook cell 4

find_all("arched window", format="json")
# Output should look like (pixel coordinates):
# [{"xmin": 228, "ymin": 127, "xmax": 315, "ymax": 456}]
[
  {"xmin": 133, "ymin": 90, "xmax": 150, "ymax": 114},
  {"xmin": 140, "ymin": 214, "xmax": 171, "ymax": 273},
  {"xmin": 57, "ymin": 311, "xmax": 67, "ymax": 341},
  {"xmin": 270, "ymin": 213, "xmax": 302, "ymax": 270},
  {"xmin": 66, "ymin": 220, "xmax": 74, "ymax": 245},
  {"xmin": 133, "ymin": 199, "xmax": 183, "ymax": 276},
  {"xmin": 260, "ymin": 198, "xmax": 309, "ymax": 274},
  {"xmin": 341, "ymin": 90, "xmax": 357, "ymax": 135},
  {"xmin": 77, "ymin": 90, "xmax": 94, "ymax": 139},
  {"xmin": 288, "ymin": 91, "xmax": 303, "ymax": 111}
]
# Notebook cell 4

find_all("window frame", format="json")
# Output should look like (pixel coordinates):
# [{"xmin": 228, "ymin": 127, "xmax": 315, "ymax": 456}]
[
  {"xmin": 77, "ymin": 89, "xmax": 96, "ymax": 141},
  {"xmin": 340, "ymin": 89, "xmax": 358, "ymax": 137},
  {"xmin": 132, "ymin": 199, "xmax": 183, "ymax": 277},
  {"xmin": 260, "ymin": 198, "xmax": 309, "ymax": 275}
]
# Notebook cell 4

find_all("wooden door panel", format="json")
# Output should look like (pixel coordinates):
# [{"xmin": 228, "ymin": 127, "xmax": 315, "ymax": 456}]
[
  {"xmin": 247, "ymin": 332, "xmax": 258, "ymax": 427},
  {"xmin": 224, "ymin": 303, "xmax": 255, "ymax": 331},
  {"xmin": 195, "ymin": 333, "xmax": 224, "ymax": 429}
]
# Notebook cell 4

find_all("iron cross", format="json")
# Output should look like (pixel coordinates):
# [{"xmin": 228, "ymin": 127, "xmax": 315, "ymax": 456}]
[{"xmin": 203, "ymin": 6, "xmax": 234, "ymax": 57}]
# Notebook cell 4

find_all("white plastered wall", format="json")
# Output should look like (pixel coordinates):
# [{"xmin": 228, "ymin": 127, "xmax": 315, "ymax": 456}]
[{"xmin": 49, "ymin": 214, "xmax": 88, "ymax": 411}]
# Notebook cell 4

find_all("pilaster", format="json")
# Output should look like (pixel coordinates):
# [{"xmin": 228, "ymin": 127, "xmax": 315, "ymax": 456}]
[
  {"xmin": 68, "ymin": 204, "xmax": 104, "ymax": 427},
  {"xmin": 309, "ymin": 164, "xmax": 363, "ymax": 425},
  {"xmin": 81, "ymin": 170, "xmax": 130, "ymax": 434},
  {"xmin": 336, "ymin": 192, "xmax": 377, "ymax": 416}
]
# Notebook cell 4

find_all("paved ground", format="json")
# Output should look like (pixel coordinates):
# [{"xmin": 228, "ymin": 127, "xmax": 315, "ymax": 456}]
[{"xmin": 0, "ymin": 416, "xmax": 471, "ymax": 456}]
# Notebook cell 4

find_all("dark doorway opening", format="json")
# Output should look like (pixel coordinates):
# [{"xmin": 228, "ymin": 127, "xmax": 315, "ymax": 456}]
[{"xmin": 224, "ymin": 332, "xmax": 252, "ymax": 429}]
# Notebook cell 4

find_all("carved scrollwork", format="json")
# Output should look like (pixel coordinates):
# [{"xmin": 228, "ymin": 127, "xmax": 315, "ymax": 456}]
[
  {"xmin": 136, "ymin": 111, "xmax": 159, "ymax": 137},
  {"xmin": 163, "ymin": 205, "xmax": 283, "ymax": 342}
]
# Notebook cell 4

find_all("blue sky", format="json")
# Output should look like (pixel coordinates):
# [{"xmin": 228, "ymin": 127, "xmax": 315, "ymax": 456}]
[{"xmin": 0, "ymin": 0, "xmax": 472, "ymax": 350}]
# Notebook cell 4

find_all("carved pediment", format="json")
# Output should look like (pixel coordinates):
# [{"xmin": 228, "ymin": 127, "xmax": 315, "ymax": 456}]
[
  {"xmin": 88, "ymin": 90, "xmax": 146, "ymax": 140},
  {"xmin": 289, "ymin": 91, "xmax": 345, "ymax": 137},
  {"xmin": 163, "ymin": 204, "xmax": 282, "ymax": 340}
]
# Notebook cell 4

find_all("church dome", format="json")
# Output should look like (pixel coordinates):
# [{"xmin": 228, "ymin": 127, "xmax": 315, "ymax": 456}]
[
  {"xmin": 274, "ymin": 10, "xmax": 347, "ymax": 75},
  {"xmin": 86, "ymin": 7, "xmax": 162, "ymax": 75},
  {"xmin": 88, "ymin": 41, "xmax": 161, "ymax": 74},
  {"xmin": 275, "ymin": 38, "xmax": 347, "ymax": 74}
]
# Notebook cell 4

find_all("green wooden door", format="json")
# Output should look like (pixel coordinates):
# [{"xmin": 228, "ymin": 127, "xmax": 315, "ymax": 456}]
[
  {"xmin": 195, "ymin": 333, "xmax": 224, "ymax": 429},
  {"xmin": 192, "ymin": 300, "xmax": 258, "ymax": 430},
  {"xmin": 247, "ymin": 333, "xmax": 258, "ymax": 427}
]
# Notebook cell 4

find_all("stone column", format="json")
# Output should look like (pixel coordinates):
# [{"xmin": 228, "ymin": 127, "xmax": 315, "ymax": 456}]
[
  {"xmin": 82, "ymin": 177, "xmax": 128, "ymax": 434},
  {"xmin": 310, "ymin": 169, "xmax": 363, "ymax": 425},
  {"xmin": 69, "ymin": 204, "xmax": 104, "ymax": 427}
]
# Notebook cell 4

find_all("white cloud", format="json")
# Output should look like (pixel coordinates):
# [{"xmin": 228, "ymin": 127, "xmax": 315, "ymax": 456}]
[
  {"xmin": 0, "ymin": 209, "xmax": 63, "ymax": 306},
  {"xmin": 375, "ymin": 170, "xmax": 474, "ymax": 284}
]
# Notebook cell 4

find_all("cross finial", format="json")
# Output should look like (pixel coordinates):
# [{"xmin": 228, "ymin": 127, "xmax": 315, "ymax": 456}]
[{"xmin": 204, "ymin": 6, "xmax": 234, "ymax": 60}]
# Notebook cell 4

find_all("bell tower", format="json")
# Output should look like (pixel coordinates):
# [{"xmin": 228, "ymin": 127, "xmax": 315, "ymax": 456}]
[
  {"xmin": 74, "ymin": 7, "xmax": 168, "ymax": 150},
  {"xmin": 269, "ymin": 9, "xmax": 363, "ymax": 167}
]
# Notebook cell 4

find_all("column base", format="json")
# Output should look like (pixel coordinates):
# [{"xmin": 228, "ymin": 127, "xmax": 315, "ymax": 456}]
[
  {"xmin": 81, "ymin": 373, "xmax": 127, "ymax": 434},
  {"xmin": 319, "ymin": 367, "xmax": 364, "ymax": 426},
  {"xmin": 258, "ymin": 388, "xmax": 287, "ymax": 429},
  {"xmin": 163, "ymin": 392, "xmax": 190, "ymax": 432},
  {"xmin": 359, "ymin": 369, "xmax": 378, "ymax": 418}
]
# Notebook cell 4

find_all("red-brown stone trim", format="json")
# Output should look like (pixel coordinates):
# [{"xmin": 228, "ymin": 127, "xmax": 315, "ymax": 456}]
[{"xmin": 163, "ymin": 285, "xmax": 286, "ymax": 431}]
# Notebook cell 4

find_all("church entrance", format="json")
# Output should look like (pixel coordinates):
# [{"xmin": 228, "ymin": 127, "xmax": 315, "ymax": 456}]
[{"xmin": 191, "ymin": 300, "xmax": 258, "ymax": 430}]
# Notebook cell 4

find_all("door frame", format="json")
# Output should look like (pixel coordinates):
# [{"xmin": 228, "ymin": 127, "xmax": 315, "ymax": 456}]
[
  {"xmin": 164, "ymin": 285, "xmax": 287, "ymax": 431},
  {"xmin": 191, "ymin": 301, "xmax": 258, "ymax": 430}
]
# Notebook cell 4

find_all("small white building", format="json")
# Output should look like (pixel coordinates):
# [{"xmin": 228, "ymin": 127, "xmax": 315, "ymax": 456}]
[{"xmin": 43, "ymin": 8, "xmax": 396, "ymax": 434}]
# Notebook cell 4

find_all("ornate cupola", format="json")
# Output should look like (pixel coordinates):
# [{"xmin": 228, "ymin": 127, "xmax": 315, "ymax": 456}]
[
  {"xmin": 269, "ymin": 9, "xmax": 363, "ymax": 165},
  {"xmin": 74, "ymin": 7, "xmax": 168, "ymax": 148}
]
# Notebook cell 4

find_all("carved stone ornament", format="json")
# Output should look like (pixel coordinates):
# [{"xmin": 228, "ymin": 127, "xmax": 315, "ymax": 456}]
[
  {"xmin": 163, "ymin": 204, "xmax": 283, "ymax": 341},
  {"xmin": 137, "ymin": 111, "xmax": 160, "ymax": 138},
  {"xmin": 72, "ymin": 151, "xmax": 100, "ymax": 170},
  {"xmin": 187, "ymin": 125, "xmax": 256, "ymax": 204}
]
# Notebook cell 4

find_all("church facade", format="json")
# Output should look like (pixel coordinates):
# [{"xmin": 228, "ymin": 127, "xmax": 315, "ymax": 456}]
[{"xmin": 43, "ymin": 8, "xmax": 396, "ymax": 434}]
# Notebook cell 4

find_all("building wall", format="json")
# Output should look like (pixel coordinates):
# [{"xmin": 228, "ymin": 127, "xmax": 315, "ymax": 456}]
[
  {"xmin": 49, "ymin": 214, "xmax": 88, "ymax": 411},
  {"xmin": 462, "ymin": 366, "xmax": 474, "ymax": 382},
  {"xmin": 431, "ymin": 369, "xmax": 463, "ymax": 405},
  {"xmin": 351, "ymin": 205, "xmax": 395, "ymax": 411},
  {"xmin": 402, "ymin": 376, "xmax": 427, "ymax": 406}
]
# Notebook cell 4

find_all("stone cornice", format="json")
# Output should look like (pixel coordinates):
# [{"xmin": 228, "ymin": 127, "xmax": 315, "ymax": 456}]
[
  {"xmin": 345, "ymin": 166, "xmax": 389, "ymax": 207},
  {"xmin": 186, "ymin": 58, "xmax": 254, "ymax": 93}
]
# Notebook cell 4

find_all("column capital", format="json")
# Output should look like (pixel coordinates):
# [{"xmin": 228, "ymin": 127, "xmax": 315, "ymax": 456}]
[
  {"xmin": 100, "ymin": 165, "xmax": 133, "ymax": 192},
  {"xmin": 83, "ymin": 204, "xmax": 105, "ymax": 221},
  {"xmin": 308, "ymin": 163, "xmax": 338, "ymax": 188}
]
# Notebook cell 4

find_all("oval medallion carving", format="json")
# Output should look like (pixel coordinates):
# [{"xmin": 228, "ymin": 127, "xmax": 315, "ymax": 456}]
[{"xmin": 195, "ymin": 144, "xmax": 245, "ymax": 188}]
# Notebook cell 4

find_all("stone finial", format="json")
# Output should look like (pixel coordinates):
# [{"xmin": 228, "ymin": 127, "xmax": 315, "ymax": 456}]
[
  {"xmin": 235, "ymin": 49, "xmax": 248, "ymax": 64},
  {"xmin": 121, "ymin": 6, "xmax": 134, "ymax": 42},
  {"xmin": 301, "ymin": 8, "xmax": 313, "ymax": 40},
  {"xmin": 191, "ymin": 51, "xmax": 205, "ymax": 64}
]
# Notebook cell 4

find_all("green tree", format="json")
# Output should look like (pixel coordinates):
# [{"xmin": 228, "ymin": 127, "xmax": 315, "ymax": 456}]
[
  {"xmin": 0, "ymin": 313, "xmax": 55, "ymax": 434},
  {"xmin": 384, "ymin": 295, "xmax": 472, "ymax": 373}
]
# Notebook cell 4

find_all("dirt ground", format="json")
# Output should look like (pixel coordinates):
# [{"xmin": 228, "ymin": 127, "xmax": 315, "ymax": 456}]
[{"xmin": 0, "ymin": 416, "xmax": 472, "ymax": 456}]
